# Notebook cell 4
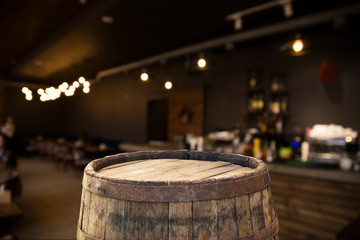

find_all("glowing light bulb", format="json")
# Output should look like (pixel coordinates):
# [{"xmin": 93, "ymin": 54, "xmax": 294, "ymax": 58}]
[
  {"xmin": 197, "ymin": 58, "xmax": 206, "ymax": 68},
  {"xmin": 25, "ymin": 94, "xmax": 32, "ymax": 101},
  {"xmin": 62, "ymin": 82, "xmax": 69, "ymax": 88},
  {"xmin": 49, "ymin": 87, "xmax": 55, "ymax": 93},
  {"xmin": 37, "ymin": 88, "xmax": 44, "ymax": 95},
  {"xmin": 22, "ymin": 87, "xmax": 29, "ymax": 94},
  {"xmin": 83, "ymin": 81, "xmax": 90, "ymax": 88},
  {"xmin": 65, "ymin": 90, "xmax": 74, "ymax": 96},
  {"xmin": 59, "ymin": 84, "xmax": 67, "ymax": 92},
  {"xmin": 73, "ymin": 81, "xmax": 80, "ymax": 88},
  {"xmin": 292, "ymin": 39, "xmax": 304, "ymax": 52},
  {"xmin": 164, "ymin": 81, "xmax": 173, "ymax": 90},
  {"xmin": 140, "ymin": 72, "xmax": 149, "ymax": 81},
  {"xmin": 83, "ymin": 87, "xmax": 90, "ymax": 93},
  {"xmin": 55, "ymin": 89, "xmax": 61, "ymax": 97},
  {"xmin": 69, "ymin": 86, "xmax": 75, "ymax": 92},
  {"xmin": 78, "ymin": 77, "xmax": 85, "ymax": 84}
]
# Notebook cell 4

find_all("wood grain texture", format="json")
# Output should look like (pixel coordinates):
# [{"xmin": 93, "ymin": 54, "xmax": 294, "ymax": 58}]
[
  {"xmin": 236, "ymin": 194, "xmax": 253, "ymax": 237},
  {"xmin": 270, "ymin": 172, "xmax": 360, "ymax": 240},
  {"xmin": 249, "ymin": 191, "xmax": 265, "ymax": 232},
  {"xmin": 217, "ymin": 197, "xmax": 239, "ymax": 239},
  {"xmin": 87, "ymin": 192, "xmax": 106, "ymax": 238},
  {"xmin": 122, "ymin": 201, "xmax": 142, "ymax": 239},
  {"xmin": 140, "ymin": 203, "xmax": 169, "ymax": 240},
  {"xmin": 262, "ymin": 187, "xmax": 273, "ymax": 226},
  {"xmin": 193, "ymin": 200, "xmax": 219, "ymax": 239},
  {"xmin": 80, "ymin": 190, "xmax": 91, "ymax": 233},
  {"xmin": 169, "ymin": 202, "xmax": 193, "ymax": 239},
  {"xmin": 97, "ymin": 159, "xmax": 251, "ymax": 182},
  {"xmin": 104, "ymin": 198, "xmax": 125, "ymax": 240}
]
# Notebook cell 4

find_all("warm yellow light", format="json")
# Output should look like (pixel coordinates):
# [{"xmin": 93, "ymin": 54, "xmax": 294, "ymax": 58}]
[
  {"xmin": 83, "ymin": 87, "xmax": 90, "ymax": 93},
  {"xmin": 59, "ymin": 84, "xmax": 67, "ymax": 92},
  {"xmin": 73, "ymin": 81, "xmax": 80, "ymax": 88},
  {"xmin": 83, "ymin": 81, "xmax": 90, "ymax": 88},
  {"xmin": 25, "ymin": 94, "xmax": 32, "ymax": 101},
  {"xmin": 345, "ymin": 136, "xmax": 353, "ymax": 143},
  {"xmin": 65, "ymin": 90, "xmax": 74, "ymax": 96},
  {"xmin": 62, "ymin": 82, "xmax": 69, "ymax": 88},
  {"xmin": 37, "ymin": 88, "xmax": 44, "ymax": 95},
  {"xmin": 197, "ymin": 58, "xmax": 206, "ymax": 68},
  {"xmin": 164, "ymin": 81, "xmax": 173, "ymax": 90},
  {"xmin": 49, "ymin": 87, "xmax": 55, "ymax": 93},
  {"xmin": 140, "ymin": 72, "xmax": 149, "ymax": 81},
  {"xmin": 22, "ymin": 87, "xmax": 29, "ymax": 94},
  {"xmin": 69, "ymin": 86, "xmax": 75, "ymax": 92},
  {"xmin": 292, "ymin": 39, "xmax": 304, "ymax": 52},
  {"xmin": 78, "ymin": 77, "xmax": 86, "ymax": 83},
  {"xmin": 55, "ymin": 89, "xmax": 61, "ymax": 97},
  {"xmin": 50, "ymin": 93, "xmax": 57, "ymax": 100}
]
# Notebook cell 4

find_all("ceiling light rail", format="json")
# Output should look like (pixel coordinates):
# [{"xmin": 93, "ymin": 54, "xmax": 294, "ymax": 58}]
[
  {"xmin": 95, "ymin": 3, "xmax": 360, "ymax": 82},
  {"xmin": 226, "ymin": 0, "xmax": 294, "ymax": 30}
]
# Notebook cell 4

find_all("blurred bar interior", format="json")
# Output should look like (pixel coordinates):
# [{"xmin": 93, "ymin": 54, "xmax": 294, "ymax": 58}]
[{"xmin": 1, "ymin": 0, "xmax": 360, "ymax": 239}]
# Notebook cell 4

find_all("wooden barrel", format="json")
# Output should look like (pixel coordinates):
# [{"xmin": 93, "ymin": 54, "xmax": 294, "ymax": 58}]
[{"xmin": 77, "ymin": 150, "xmax": 279, "ymax": 240}]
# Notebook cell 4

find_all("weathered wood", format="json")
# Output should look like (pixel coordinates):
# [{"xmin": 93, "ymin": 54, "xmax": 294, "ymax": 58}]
[
  {"xmin": 236, "ymin": 194, "xmax": 253, "ymax": 237},
  {"xmin": 270, "ymin": 171, "xmax": 360, "ymax": 240},
  {"xmin": 218, "ymin": 197, "xmax": 239, "ymax": 239},
  {"xmin": 193, "ymin": 200, "xmax": 219, "ymax": 239},
  {"xmin": 250, "ymin": 191, "xmax": 265, "ymax": 232},
  {"xmin": 104, "ymin": 198, "xmax": 125, "ymax": 240},
  {"xmin": 141, "ymin": 202, "xmax": 169, "ymax": 240},
  {"xmin": 262, "ymin": 187, "xmax": 273, "ymax": 226},
  {"xmin": 77, "ymin": 151, "xmax": 278, "ymax": 240},
  {"xmin": 123, "ymin": 201, "xmax": 139, "ymax": 239},
  {"xmin": 80, "ymin": 190, "xmax": 91, "ymax": 233},
  {"xmin": 87, "ymin": 192, "xmax": 106, "ymax": 238},
  {"xmin": 169, "ymin": 202, "xmax": 193, "ymax": 239}
]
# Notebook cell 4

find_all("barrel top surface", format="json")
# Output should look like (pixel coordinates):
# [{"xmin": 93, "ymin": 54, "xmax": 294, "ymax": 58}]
[
  {"xmin": 97, "ymin": 158, "xmax": 253, "ymax": 182},
  {"xmin": 83, "ymin": 151, "xmax": 269, "ymax": 202}
]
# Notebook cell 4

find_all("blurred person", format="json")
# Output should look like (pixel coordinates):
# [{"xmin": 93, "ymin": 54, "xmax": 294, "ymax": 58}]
[
  {"xmin": 0, "ymin": 133, "xmax": 17, "ymax": 168},
  {"xmin": 1, "ymin": 117, "xmax": 16, "ymax": 154},
  {"xmin": 1, "ymin": 116, "xmax": 16, "ymax": 139}
]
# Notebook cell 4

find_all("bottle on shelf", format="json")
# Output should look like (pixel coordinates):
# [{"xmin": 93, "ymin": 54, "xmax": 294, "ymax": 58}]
[
  {"xmin": 271, "ymin": 76, "xmax": 280, "ymax": 92},
  {"xmin": 248, "ymin": 69, "xmax": 261, "ymax": 90},
  {"xmin": 281, "ymin": 96, "xmax": 288, "ymax": 113},
  {"xmin": 271, "ymin": 98, "xmax": 281, "ymax": 114},
  {"xmin": 266, "ymin": 140, "xmax": 277, "ymax": 162}
]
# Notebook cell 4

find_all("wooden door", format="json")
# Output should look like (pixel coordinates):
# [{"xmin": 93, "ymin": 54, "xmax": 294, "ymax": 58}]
[{"xmin": 147, "ymin": 99, "xmax": 168, "ymax": 141}]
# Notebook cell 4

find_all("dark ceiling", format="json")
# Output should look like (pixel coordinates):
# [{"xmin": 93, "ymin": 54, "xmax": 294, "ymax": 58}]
[{"xmin": 0, "ymin": 0, "xmax": 359, "ymax": 86}]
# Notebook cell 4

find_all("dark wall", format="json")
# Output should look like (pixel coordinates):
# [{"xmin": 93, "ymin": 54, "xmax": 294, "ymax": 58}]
[
  {"xmin": 4, "ymin": 87, "xmax": 65, "ymax": 136},
  {"xmin": 4, "ymin": 25, "xmax": 360, "ymax": 142}
]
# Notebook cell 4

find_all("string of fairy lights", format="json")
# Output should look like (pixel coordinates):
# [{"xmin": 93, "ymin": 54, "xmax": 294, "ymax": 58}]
[{"xmin": 21, "ymin": 76, "xmax": 90, "ymax": 102}]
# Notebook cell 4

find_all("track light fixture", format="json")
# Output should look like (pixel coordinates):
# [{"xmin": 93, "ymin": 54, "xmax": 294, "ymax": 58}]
[
  {"xmin": 226, "ymin": 0, "xmax": 293, "ymax": 30},
  {"xmin": 281, "ymin": 0, "xmax": 293, "ymax": 17}
]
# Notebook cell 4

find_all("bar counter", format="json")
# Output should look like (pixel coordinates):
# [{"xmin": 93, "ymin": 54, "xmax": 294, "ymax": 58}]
[
  {"xmin": 268, "ymin": 162, "xmax": 360, "ymax": 185},
  {"xmin": 268, "ymin": 163, "xmax": 360, "ymax": 239}
]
